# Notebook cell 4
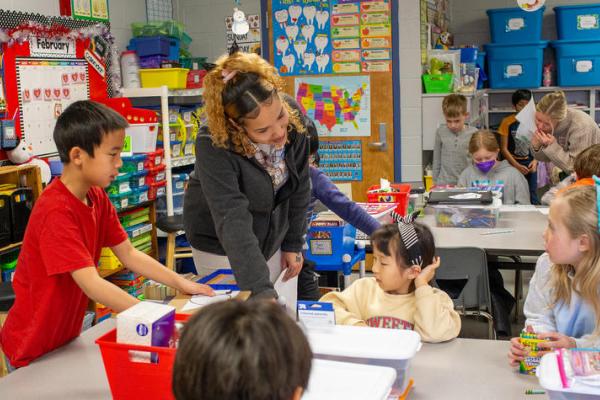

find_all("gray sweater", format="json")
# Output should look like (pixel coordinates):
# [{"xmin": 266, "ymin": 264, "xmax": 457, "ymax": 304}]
[
  {"xmin": 457, "ymin": 160, "xmax": 531, "ymax": 205},
  {"xmin": 433, "ymin": 125, "xmax": 478, "ymax": 185},
  {"xmin": 183, "ymin": 99, "xmax": 310, "ymax": 299}
]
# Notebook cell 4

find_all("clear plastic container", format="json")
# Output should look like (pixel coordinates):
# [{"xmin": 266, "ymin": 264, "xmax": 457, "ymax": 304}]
[{"xmin": 431, "ymin": 199, "xmax": 502, "ymax": 228}]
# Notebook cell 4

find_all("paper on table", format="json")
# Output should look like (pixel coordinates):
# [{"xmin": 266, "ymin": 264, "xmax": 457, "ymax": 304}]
[
  {"xmin": 500, "ymin": 205, "xmax": 538, "ymax": 212},
  {"xmin": 181, "ymin": 290, "xmax": 240, "ymax": 312},
  {"xmin": 515, "ymin": 98, "xmax": 537, "ymax": 143},
  {"xmin": 274, "ymin": 269, "xmax": 298, "ymax": 318}
]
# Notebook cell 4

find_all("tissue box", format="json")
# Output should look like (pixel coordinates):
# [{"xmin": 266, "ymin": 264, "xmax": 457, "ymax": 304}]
[
  {"xmin": 116, "ymin": 302, "xmax": 175, "ymax": 362},
  {"xmin": 298, "ymin": 301, "xmax": 335, "ymax": 327}
]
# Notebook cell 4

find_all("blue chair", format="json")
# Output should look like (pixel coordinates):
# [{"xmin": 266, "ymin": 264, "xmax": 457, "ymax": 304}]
[{"xmin": 305, "ymin": 223, "xmax": 366, "ymax": 290}]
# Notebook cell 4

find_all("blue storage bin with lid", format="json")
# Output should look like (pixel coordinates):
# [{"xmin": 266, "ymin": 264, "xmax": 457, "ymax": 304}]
[
  {"xmin": 555, "ymin": 4, "xmax": 600, "ymax": 41},
  {"xmin": 551, "ymin": 39, "xmax": 600, "ymax": 86},
  {"xmin": 120, "ymin": 154, "xmax": 147, "ymax": 174},
  {"xmin": 128, "ymin": 36, "xmax": 180, "ymax": 59},
  {"xmin": 486, "ymin": 6, "xmax": 545, "ymax": 44},
  {"xmin": 129, "ymin": 170, "xmax": 148, "ymax": 189},
  {"xmin": 129, "ymin": 185, "xmax": 150, "ymax": 206},
  {"xmin": 484, "ymin": 41, "xmax": 547, "ymax": 88},
  {"xmin": 171, "ymin": 173, "xmax": 188, "ymax": 194}
]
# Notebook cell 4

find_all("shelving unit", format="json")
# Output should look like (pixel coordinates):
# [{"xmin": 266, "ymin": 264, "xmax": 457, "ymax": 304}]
[{"xmin": 121, "ymin": 86, "xmax": 203, "ymax": 217}]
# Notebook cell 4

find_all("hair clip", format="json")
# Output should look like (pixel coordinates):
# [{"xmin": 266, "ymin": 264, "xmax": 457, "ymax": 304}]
[
  {"xmin": 228, "ymin": 40, "xmax": 240, "ymax": 56},
  {"xmin": 203, "ymin": 63, "xmax": 217, "ymax": 72},
  {"xmin": 391, "ymin": 210, "xmax": 423, "ymax": 266}
]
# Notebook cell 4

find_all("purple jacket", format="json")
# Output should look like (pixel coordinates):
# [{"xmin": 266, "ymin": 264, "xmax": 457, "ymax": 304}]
[{"xmin": 307, "ymin": 166, "xmax": 380, "ymax": 235}]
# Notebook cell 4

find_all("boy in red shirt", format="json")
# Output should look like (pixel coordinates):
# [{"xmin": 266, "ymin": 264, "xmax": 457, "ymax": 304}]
[{"xmin": 0, "ymin": 101, "xmax": 213, "ymax": 369}]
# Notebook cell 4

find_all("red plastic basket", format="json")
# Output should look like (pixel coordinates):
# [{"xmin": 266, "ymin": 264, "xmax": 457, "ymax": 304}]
[
  {"xmin": 95, "ymin": 314, "xmax": 189, "ymax": 400},
  {"xmin": 366, "ymin": 184, "xmax": 411, "ymax": 216},
  {"xmin": 144, "ymin": 148, "xmax": 164, "ymax": 169}
]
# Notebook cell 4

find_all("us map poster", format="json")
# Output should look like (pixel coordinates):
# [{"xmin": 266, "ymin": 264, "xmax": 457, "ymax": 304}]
[{"xmin": 295, "ymin": 75, "xmax": 370, "ymax": 137}]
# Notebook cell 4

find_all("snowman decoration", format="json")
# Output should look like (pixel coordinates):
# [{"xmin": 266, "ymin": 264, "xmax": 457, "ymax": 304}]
[
  {"xmin": 7, "ymin": 139, "xmax": 52, "ymax": 184},
  {"xmin": 231, "ymin": 8, "xmax": 250, "ymax": 37}
]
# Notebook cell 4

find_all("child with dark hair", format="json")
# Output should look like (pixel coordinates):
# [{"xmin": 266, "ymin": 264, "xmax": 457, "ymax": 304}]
[
  {"xmin": 320, "ymin": 215, "xmax": 461, "ymax": 343},
  {"xmin": 498, "ymin": 89, "xmax": 539, "ymax": 204},
  {"xmin": 172, "ymin": 300, "xmax": 312, "ymax": 400},
  {"xmin": 0, "ymin": 100, "xmax": 213, "ymax": 369}
]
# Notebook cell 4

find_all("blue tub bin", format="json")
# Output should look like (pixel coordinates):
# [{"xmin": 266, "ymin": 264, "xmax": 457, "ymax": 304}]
[
  {"xmin": 555, "ymin": 4, "xmax": 600, "ymax": 41},
  {"xmin": 484, "ymin": 41, "xmax": 547, "ymax": 88},
  {"xmin": 551, "ymin": 39, "xmax": 600, "ymax": 86},
  {"xmin": 486, "ymin": 7, "xmax": 545, "ymax": 44}
]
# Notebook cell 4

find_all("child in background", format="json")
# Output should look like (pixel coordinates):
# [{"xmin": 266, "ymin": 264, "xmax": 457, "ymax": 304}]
[
  {"xmin": 541, "ymin": 144, "xmax": 600, "ymax": 205},
  {"xmin": 509, "ymin": 183, "xmax": 600, "ymax": 366},
  {"xmin": 498, "ymin": 89, "xmax": 539, "ymax": 204},
  {"xmin": 320, "ymin": 215, "xmax": 461, "ymax": 343},
  {"xmin": 0, "ymin": 101, "xmax": 213, "ymax": 369},
  {"xmin": 432, "ymin": 94, "xmax": 478, "ymax": 185},
  {"xmin": 458, "ymin": 130, "xmax": 531, "ymax": 205},
  {"xmin": 172, "ymin": 300, "xmax": 312, "ymax": 400}
]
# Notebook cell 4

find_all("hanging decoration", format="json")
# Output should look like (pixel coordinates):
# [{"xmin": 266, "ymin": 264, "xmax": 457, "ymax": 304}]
[
  {"xmin": 517, "ymin": 0, "xmax": 545, "ymax": 12},
  {"xmin": 0, "ymin": 21, "xmax": 113, "ymax": 46}
]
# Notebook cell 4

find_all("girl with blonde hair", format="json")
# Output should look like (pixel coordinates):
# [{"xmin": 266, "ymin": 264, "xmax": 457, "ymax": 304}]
[
  {"xmin": 532, "ymin": 90, "xmax": 600, "ymax": 174},
  {"xmin": 509, "ymin": 181, "xmax": 600, "ymax": 365},
  {"xmin": 183, "ymin": 50, "xmax": 312, "ymax": 305}
]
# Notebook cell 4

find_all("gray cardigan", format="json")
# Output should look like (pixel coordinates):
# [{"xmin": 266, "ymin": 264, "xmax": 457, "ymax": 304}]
[{"xmin": 183, "ymin": 100, "xmax": 310, "ymax": 299}]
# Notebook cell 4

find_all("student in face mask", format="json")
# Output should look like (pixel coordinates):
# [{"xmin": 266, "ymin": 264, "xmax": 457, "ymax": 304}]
[{"xmin": 458, "ymin": 130, "xmax": 531, "ymax": 205}]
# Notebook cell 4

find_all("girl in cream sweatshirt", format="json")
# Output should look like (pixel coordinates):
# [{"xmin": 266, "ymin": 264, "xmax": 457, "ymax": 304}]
[{"xmin": 320, "ymin": 219, "xmax": 461, "ymax": 343}]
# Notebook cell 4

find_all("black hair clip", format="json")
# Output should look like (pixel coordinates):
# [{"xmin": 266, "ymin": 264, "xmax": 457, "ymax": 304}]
[
  {"xmin": 228, "ymin": 40, "xmax": 240, "ymax": 56},
  {"xmin": 202, "ymin": 62, "xmax": 217, "ymax": 72}
]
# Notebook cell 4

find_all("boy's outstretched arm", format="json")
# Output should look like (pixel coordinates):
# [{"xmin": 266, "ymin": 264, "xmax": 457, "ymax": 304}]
[
  {"xmin": 110, "ymin": 239, "xmax": 214, "ymax": 297},
  {"xmin": 71, "ymin": 267, "xmax": 139, "ymax": 312}
]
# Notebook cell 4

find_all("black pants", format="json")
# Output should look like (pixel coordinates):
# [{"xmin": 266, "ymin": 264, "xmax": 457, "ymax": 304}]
[
  {"xmin": 297, "ymin": 259, "xmax": 321, "ymax": 301},
  {"xmin": 488, "ymin": 264, "xmax": 516, "ymax": 337}
]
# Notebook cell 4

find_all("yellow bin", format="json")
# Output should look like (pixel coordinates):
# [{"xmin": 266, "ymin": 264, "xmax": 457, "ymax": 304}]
[{"xmin": 140, "ymin": 68, "xmax": 189, "ymax": 89}]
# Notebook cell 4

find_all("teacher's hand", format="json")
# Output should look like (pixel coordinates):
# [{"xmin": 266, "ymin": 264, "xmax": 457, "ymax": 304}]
[
  {"xmin": 533, "ymin": 129, "xmax": 556, "ymax": 148},
  {"xmin": 281, "ymin": 251, "xmax": 303, "ymax": 282}
]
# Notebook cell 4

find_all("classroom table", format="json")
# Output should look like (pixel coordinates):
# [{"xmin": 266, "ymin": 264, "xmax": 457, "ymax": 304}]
[
  {"xmin": 420, "ymin": 208, "xmax": 548, "ymax": 257},
  {"xmin": 0, "ymin": 319, "xmax": 544, "ymax": 399}
]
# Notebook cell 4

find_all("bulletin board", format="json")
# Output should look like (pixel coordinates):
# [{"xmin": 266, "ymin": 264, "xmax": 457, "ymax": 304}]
[
  {"xmin": 0, "ymin": 10, "xmax": 114, "ymax": 161},
  {"xmin": 16, "ymin": 58, "xmax": 90, "ymax": 156}
]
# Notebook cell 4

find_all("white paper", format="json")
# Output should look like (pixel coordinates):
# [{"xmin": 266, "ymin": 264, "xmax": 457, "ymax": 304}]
[
  {"xmin": 274, "ymin": 269, "xmax": 298, "ymax": 317},
  {"xmin": 181, "ymin": 291, "xmax": 239, "ymax": 312},
  {"xmin": 500, "ymin": 205, "xmax": 538, "ymax": 212},
  {"xmin": 515, "ymin": 98, "xmax": 537, "ymax": 143}
]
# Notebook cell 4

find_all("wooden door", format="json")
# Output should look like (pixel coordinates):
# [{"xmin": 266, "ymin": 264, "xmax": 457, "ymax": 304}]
[{"xmin": 265, "ymin": 2, "xmax": 396, "ymax": 202}]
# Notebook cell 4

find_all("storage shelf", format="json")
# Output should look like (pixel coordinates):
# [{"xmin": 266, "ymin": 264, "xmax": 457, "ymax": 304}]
[
  {"xmin": 121, "ymin": 87, "xmax": 203, "ymax": 98},
  {"xmin": 0, "ymin": 241, "xmax": 22, "ymax": 255},
  {"xmin": 171, "ymin": 155, "xmax": 195, "ymax": 167}
]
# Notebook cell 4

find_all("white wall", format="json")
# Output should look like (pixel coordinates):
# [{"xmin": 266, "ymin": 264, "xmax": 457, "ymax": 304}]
[
  {"xmin": 451, "ymin": 0, "xmax": 600, "ymax": 46},
  {"xmin": 175, "ymin": 0, "xmax": 261, "ymax": 61},
  {"xmin": 0, "ymin": 0, "xmax": 147, "ymax": 52},
  {"xmin": 399, "ymin": 0, "xmax": 423, "ymax": 182}
]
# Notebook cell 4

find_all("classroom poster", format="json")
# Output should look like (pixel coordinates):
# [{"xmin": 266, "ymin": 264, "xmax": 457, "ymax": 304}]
[
  {"xmin": 16, "ymin": 58, "xmax": 90, "ymax": 156},
  {"xmin": 295, "ymin": 75, "xmax": 370, "ymax": 136},
  {"xmin": 330, "ymin": 0, "xmax": 391, "ymax": 73},
  {"xmin": 318, "ymin": 140, "xmax": 362, "ymax": 181},
  {"xmin": 225, "ymin": 14, "xmax": 261, "ymax": 55},
  {"xmin": 272, "ymin": 0, "xmax": 332, "ymax": 76}
]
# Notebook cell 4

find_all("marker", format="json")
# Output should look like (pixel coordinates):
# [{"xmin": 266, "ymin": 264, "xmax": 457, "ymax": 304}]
[
  {"xmin": 525, "ymin": 389, "xmax": 545, "ymax": 395},
  {"xmin": 480, "ymin": 229, "xmax": 515, "ymax": 236}
]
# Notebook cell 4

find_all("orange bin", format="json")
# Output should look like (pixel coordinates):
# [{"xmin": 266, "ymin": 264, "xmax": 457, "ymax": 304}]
[
  {"xmin": 96, "ymin": 314, "xmax": 189, "ymax": 400},
  {"xmin": 366, "ymin": 184, "xmax": 411, "ymax": 216}
]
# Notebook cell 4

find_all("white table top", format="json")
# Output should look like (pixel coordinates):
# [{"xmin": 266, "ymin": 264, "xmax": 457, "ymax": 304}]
[
  {"xmin": 421, "ymin": 209, "xmax": 547, "ymax": 256},
  {"xmin": 0, "ymin": 320, "xmax": 543, "ymax": 399}
]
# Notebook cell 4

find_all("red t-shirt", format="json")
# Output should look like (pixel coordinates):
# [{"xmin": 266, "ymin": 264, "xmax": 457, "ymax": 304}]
[{"xmin": 0, "ymin": 179, "xmax": 127, "ymax": 367}]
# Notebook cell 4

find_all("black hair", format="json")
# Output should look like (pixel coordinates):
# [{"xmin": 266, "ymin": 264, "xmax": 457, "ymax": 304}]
[
  {"xmin": 172, "ymin": 300, "xmax": 312, "ymax": 400},
  {"xmin": 371, "ymin": 222, "xmax": 436, "ymax": 269},
  {"xmin": 307, "ymin": 120, "xmax": 320, "ymax": 165},
  {"xmin": 222, "ymin": 72, "xmax": 277, "ymax": 121},
  {"xmin": 53, "ymin": 100, "xmax": 128, "ymax": 163},
  {"xmin": 511, "ymin": 89, "xmax": 532, "ymax": 107}
]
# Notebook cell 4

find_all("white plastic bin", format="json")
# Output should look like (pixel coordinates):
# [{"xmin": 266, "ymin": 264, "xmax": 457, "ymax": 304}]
[
  {"xmin": 537, "ymin": 352, "xmax": 600, "ymax": 400},
  {"xmin": 305, "ymin": 324, "xmax": 421, "ymax": 394},
  {"xmin": 126, "ymin": 123, "xmax": 159, "ymax": 153},
  {"xmin": 303, "ymin": 359, "xmax": 396, "ymax": 400}
]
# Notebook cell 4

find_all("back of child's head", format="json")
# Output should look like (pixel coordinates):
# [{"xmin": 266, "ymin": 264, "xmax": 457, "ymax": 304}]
[
  {"xmin": 551, "ymin": 185, "xmax": 600, "ymax": 333},
  {"xmin": 442, "ymin": 94, "xmax": 467, "ymax": 118},
  {"xmin": 468, "ymin": 130, "xmax": 500, "ymax": 154},
  {"xmin": 172, "ymin": 299, "xmax": 312, "ymax": 400},
  {"xmin": 53, "ymin": 100, "xmax": 128, "ymax": 163},
  {"xmin": 371, "ymin": 221, "xmax": 436, "ymax": 269},
  {"xmin": 573, "ymin": 144, "xmax": 600, "ymax": 179},
  {"xmin": 511, "ymin": 89, "xmax": 532, "ymax": 107}
]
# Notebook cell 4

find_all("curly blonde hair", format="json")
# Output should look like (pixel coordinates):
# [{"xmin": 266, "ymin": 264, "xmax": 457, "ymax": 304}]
[{"xmin": 203, "ymin": 52, "xmax": 305, "ymax": 156}]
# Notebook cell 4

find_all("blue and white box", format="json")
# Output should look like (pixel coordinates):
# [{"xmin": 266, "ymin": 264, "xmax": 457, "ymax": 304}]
[
  {"xmin": 116, "ymin": 301, "xmax": 175, "ymax": 362},
  {"xmin": 298, "ymin": 301, "xmax": 335, "ymax": 327}
]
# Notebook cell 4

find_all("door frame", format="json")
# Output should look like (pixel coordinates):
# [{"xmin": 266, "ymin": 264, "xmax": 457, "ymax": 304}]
[{"xmin": 260, "ymin": 0, "xmax": 402, "ymax": 181}]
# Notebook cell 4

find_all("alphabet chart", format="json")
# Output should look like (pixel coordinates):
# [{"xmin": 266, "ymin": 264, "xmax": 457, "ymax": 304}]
[{"xmin": 16, "ymin": 58, "xmax": 90, "ymax": 156}]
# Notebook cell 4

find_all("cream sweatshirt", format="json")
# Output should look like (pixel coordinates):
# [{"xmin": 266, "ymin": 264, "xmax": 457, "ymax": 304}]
[{"xmin": 320, "ymin": 277, "xmax": 461, "ymax": 343}]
